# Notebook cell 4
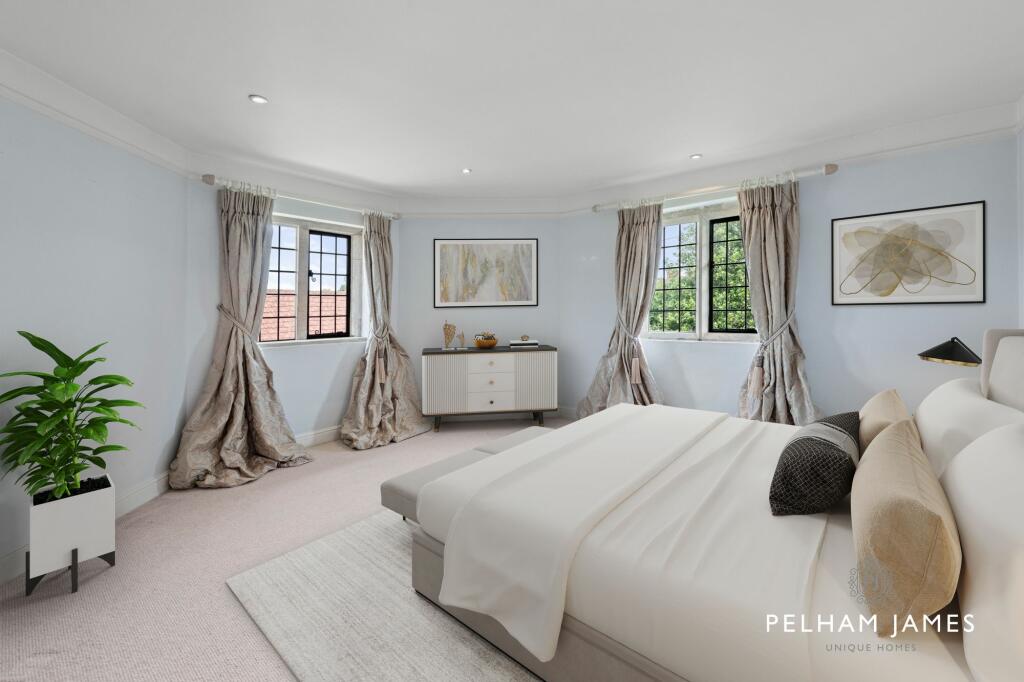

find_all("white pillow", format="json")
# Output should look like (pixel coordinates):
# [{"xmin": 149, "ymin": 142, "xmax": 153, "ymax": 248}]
[
  {"xmin": 914, "ymin": 378, "xmax": 1024, "ymax": 476},
  {"xmin": 941, "ymin": 424, "xmax": 1024, "ymax": 682},
  {"xmin": 988, "ymin": 336, "xmax": 1024, "ymax": 412}
]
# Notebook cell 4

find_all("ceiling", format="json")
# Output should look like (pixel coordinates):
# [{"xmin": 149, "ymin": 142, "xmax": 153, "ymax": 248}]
[{"xmin": 1, "ymin": 1, "xmax": 1023, "ymax": 201}]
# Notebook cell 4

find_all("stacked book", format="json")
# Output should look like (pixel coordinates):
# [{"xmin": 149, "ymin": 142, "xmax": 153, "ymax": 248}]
[{"xmin": 509, "ymin": 338, "xmax": 540, "ymax": 347}]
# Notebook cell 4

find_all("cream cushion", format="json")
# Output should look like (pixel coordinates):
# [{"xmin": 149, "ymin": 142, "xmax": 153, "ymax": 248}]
[
  {"xmin": 858, "ymin": 389, "xmax": 911, "ymax": 451},
  {"xmin": 914, "ymin": 378, "xmax": 1024, "ymax": 477},
  {"xmin": 942, "ymin": 424, "xmax": 1024, "ymax": 682},
  {"xmin": 851, "ymin": 419, "xmax": 962, "ymax": 636}
]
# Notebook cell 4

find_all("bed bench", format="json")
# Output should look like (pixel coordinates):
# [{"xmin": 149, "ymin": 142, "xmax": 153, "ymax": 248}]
[{"xmin": 380, "ymin": 426, "xmax": 551, "ymax": 522}]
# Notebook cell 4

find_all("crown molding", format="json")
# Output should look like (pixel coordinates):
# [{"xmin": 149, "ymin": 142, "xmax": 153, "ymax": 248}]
[
  {"xmin": 1, "ymin": 45, "xmax": 1021, "ymax": 217},
  {"xmin": 0, "ymin": 47, "xmax": 190, "ymax": 175},
  {"xmin": 391, "ymin": 101, "xmax": 1022, "ymax": 217}
]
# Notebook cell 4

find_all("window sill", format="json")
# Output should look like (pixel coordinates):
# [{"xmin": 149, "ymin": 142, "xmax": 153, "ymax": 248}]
[
  {"xmin": 260, "ymin": 336, "xmax": 367, "ymax": 349},
  {"xmin": 642, "ymin": 335, "xmax": 759, "ymax": 345}
]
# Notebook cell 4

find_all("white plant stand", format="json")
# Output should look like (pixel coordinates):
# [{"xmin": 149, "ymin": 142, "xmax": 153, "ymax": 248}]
[{"xmin": 26, "ymin": 474, "xmax": 116, "ymax": 595}]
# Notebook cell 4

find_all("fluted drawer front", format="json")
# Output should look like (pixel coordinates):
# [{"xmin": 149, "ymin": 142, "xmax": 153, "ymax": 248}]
[
  {"xmin": 467, "ymin": 391, "xmax": 515, "ymax": 412},
  {"xmin": 467, "ymin": 354, "xmax": 514, "ymax": 374},
  {"xmin": 468, "ymin": 372, "xmax": 515, "ymax": 393},
  {"xmin": 422, "ymin": 354, "xmax": 468, "ymax": 415}
]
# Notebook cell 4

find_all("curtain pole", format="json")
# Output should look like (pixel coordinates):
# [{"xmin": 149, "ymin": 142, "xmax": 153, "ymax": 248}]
[{"xmin": 591, "ymin": 163, "xmax": 838, "ymax": 214}]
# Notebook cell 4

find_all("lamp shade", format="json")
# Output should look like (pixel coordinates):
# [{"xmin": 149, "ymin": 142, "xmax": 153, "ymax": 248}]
[{"xmin": 918, "ymin": 337, "xmax": 982, "ymax": 367}]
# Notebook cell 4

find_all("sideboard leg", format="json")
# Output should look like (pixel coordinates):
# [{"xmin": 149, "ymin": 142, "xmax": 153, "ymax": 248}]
[
  {"xmin": 433, "ymin": 416, "xmax": 441, "ymax": 432},
  {"xmin": 70, "ymin": 548, "xmax": 79, "ymax": 593}
]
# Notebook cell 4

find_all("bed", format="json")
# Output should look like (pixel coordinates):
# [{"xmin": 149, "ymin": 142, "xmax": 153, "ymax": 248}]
[{"xmin": 397, "ymin": 330, "xmax": 1024, "ymax": 682}]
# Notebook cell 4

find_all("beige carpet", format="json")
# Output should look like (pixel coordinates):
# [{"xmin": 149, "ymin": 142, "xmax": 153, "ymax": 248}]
[
  {"xmin": 228, "ymin": 512, "xmax": 534, "ymax": 681},
  {"xmin": 0, "ymin": 417, "xmax": 564, "ymax": 681}
]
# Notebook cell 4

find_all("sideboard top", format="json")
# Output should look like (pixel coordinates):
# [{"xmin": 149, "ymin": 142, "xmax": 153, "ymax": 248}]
[{"xmin": 422, "ymin": 344, "xmax": 557, "ymax": 356}]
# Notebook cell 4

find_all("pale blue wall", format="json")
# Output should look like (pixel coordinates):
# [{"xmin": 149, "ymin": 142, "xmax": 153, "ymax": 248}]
[
  {"xmin": 799, "ymin": 135, "xmax": 1020, "ymax": 414},
  {"xmin": 0, "ymin": 96, "xmax": 192, "ymax": 562},
  {"xmin": 392, "ymin": 217, "xmax": 564, "ymax": 400}
]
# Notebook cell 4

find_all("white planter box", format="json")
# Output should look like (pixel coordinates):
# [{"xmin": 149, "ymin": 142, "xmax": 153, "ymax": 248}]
[{"xmin": 28, "ymin": 474, "xmax": 115, "ymax": 580}]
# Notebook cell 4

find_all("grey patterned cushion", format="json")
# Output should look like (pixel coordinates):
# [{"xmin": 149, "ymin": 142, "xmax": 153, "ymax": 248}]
[{"xmin": 769, "ymin": 412, "xmax": 861, "ymax": 516}]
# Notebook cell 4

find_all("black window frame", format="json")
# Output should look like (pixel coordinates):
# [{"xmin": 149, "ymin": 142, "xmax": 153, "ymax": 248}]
[
  {"xmin": 707, "ymin": 216, "xmax": 755, "ymax": 334},
  {"xmin": 649, "ymin": 221, "xmax": 699, "ymax": 334},
  {"xmin": 306, "ymin": 229, "xmax": 352, "ymax": 340},
  {"xmin": 259, "ymin": 223, "xmax": 298, "ymax": 343}
]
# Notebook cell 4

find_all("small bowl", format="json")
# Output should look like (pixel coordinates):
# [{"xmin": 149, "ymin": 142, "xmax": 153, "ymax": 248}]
[{"xmin": 475, "ymin": 337, "xmax": 498, "ymax": 349}]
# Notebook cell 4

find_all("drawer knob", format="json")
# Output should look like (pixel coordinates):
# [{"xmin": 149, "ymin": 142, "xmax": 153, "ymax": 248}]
[
  {"xmin": 489, "ymin": 361, "xmax": 494, "ymax": 366},
  {"xmin": 489, "ymin": 400, "xmax": 494, "ymax": 405},
  {"xmin": 488, "ymin": 380, "xmax": 494, "ymax": 385}
]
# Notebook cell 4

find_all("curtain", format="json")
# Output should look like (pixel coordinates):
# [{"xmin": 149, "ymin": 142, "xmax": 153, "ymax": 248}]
[
  {"xmin": 339, "ymin": 213, "xmax": 430, "ymax": 449},
  {"xmin": 577, "ymin": 204, "xmax": 663, "ymax": 418},
  {"xmin": 169, "ymin": 189, "xmax": 309, "ymax": 489},
  {"xmin": 737, "ymin": 180, "xmax": 819, "ymax": 425}
]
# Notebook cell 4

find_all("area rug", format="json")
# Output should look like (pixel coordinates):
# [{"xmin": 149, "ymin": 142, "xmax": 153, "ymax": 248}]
[{"xmin": 227, "ymin": 511, "xmax": 535, "ymax": 681}]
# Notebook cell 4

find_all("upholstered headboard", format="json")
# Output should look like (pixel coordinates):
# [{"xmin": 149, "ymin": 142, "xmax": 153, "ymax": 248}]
[{"xmin": 980, "ymin": 328, "xmax": 1024, "ymax": 411}]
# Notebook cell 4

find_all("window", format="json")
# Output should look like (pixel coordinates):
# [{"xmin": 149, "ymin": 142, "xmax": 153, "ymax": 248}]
[
  {"xmin": 646, "ymin": 211, "xmax": 755, "ymax": 340},
  {"xmin": 261, "ymin": 224, "xmax": 298, "ymax": 342},
  {"xmin": 708, "ymin": 217, "xmax": 754, "ymax": 333},
  {"xmin": 307, "ymin": 230, "xmax": 351, "ymax": 338},
  {"xmin": 651, "ymin": 222, "xmax": 698, "ymax": 333},
  {"xmin": 259, "ymin": 219, "xmax": 362, "ymax": 343}
]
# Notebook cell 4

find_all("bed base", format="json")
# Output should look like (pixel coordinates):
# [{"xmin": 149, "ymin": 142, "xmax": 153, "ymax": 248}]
[{"xmin": 411, "ymin": 528, "xmax": 688, "ymax": 682}]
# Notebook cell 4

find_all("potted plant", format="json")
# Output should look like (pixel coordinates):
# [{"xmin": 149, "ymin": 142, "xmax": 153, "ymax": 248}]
[{"xmin": 0, "ymin": 331, "xmax": 141, "ymax": 595}]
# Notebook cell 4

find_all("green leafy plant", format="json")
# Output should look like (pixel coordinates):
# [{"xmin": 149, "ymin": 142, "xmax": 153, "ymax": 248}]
[{"xmin": 0, "ymin": 332, "xmax": 142, "ymax": 501}]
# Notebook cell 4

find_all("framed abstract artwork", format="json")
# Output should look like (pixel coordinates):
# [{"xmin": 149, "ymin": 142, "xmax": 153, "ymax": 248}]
[
  {"xmin": 831, "ymin": 201, "xmax": 985, "ymax": 305},
  {"xmin": 433, "ymin": 238, "xmax": 539, "ymax": 307}
]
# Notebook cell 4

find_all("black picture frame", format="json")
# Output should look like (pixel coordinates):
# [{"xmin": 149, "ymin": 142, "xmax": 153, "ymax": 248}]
[
  {"xmin": 831, "ymin": 201, "xmax": 985, "ymax": 306},
  {"xmin": 433, "ymin": 238, "xmax": 539, "ymax": 308}
]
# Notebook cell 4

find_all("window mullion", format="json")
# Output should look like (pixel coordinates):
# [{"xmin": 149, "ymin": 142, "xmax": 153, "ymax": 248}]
[
  {"xmin": 698, "ymin": 217, "xmax": 709, "ymax": 340},
  {"xmin": 297, "ymin": 224, "xmax": 310, "ymax": 340}
]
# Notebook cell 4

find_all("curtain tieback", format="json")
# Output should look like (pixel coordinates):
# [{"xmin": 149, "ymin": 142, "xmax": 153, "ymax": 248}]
[
  {"xmin": 753, "ymin": 311, "xmax": 795, "ymax": 368},
  {"xmin": 372, "ymin": 328, "xmax": 389, "ymax": 385},
  {"xmin": 616, "ymin": 316, "xmax": 642, "ymax": 385},
  {"xmin": 217, "ymin": 304, "xmax": 256, "ymax": 342}
]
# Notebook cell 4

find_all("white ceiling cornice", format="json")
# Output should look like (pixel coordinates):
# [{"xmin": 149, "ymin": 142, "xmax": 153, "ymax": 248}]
[
  {"xmin": 0, "ymin": 47, "xmax": 407, "ymax": 213},
  {"xmin": 1, "ymin": 45, "xmax": 1021, "ymax": 218},
  {"xmin": 0, "ymin": 47, "xmax": 189, "ymax": 174}
]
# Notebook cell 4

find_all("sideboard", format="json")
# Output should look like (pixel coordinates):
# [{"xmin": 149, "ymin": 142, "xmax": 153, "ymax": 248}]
[{"xmin": 421, "ymin": 345, "xmax": 558, "ymax": 431}]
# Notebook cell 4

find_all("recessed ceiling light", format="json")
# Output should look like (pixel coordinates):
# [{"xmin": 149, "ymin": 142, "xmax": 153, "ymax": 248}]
[
  {"xmin": 461, "ymin": 168, "xmax": 473, "ymax": 174},
  {"xmin": 248, "ymin": 94, "xmax": 269, "ymax": 104},
  {"xmin": 689, "ymin": 153, "xmax": 703, "ymax": 160}
]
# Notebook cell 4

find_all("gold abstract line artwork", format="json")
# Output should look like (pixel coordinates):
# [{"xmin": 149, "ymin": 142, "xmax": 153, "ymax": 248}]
[{"xmin": 839, "ymin": 219, "xmax": 976, "ymax": 298}]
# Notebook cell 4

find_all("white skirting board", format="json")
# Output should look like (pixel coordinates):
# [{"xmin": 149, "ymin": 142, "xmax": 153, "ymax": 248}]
[
  {"xmin": 295, "ymin": 424, "xmax": 344, "ymax": 447},
  {"xmin": 0, "ymin": 424, "xmax": 343, "ymax": 585}
]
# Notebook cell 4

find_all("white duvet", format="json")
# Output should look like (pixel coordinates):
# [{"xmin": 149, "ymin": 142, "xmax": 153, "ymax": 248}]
[{"xmin": 417, "ymin": 403, "xmax": 971, "ymax": 682}]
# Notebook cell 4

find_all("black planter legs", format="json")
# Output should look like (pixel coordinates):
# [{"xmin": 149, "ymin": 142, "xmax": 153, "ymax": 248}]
[{"xmin": 24, "ymin": 548, "xmax": 115, "ymax": 596}]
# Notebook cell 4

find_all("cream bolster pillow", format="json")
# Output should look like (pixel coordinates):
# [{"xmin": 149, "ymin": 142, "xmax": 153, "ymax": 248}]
[
  {"xmin": 859, "ymin": 388, "xmax": 910, "ymax": 451},
  {"xmin": 914, "ymin": 378, "xmax": 1024, "ymax": 477},
  {"xmin": 941, "ymin": 424, "xmax": 1024, "ymax": 682},
  {"xmin": 851, "ymin": 419, "xmax": 962, "ymax": 637}
]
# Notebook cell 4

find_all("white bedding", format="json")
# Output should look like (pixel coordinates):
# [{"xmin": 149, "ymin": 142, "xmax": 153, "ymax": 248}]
[
  {"xmin": 421, "ymin": 403, "xmax": 726, "ymax": 661},
  {"xmin": 418, "ymin": 403, "xmax": 971, "ymax": 682}
]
